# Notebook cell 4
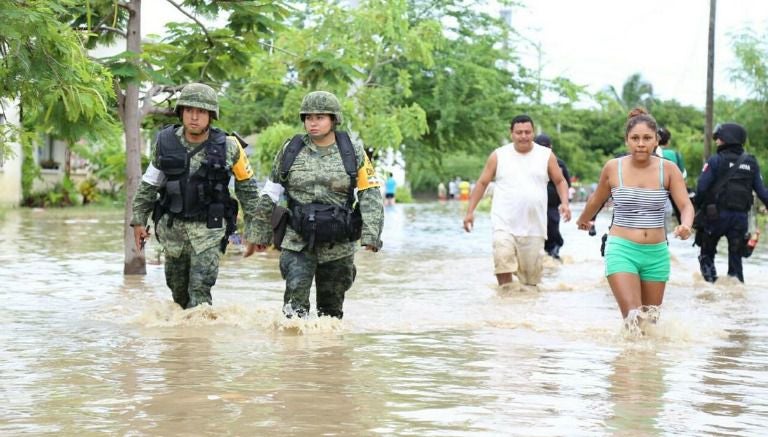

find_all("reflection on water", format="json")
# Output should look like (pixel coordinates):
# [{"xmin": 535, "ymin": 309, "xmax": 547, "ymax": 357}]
[{"xmin": 1, "ymin": 203, "xmax": 768, "ymax": 434}]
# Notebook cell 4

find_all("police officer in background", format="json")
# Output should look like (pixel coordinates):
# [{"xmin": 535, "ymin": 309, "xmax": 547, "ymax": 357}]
[
  {"xmin": 534, "ymin": 134, "xmax": 571, "ymax": 260},
  {"xmin": 131, "ymin": 83, "xmax": 262, "ymax": 309},
  {"xmin": 251, "ymin": 91, "xmax": 384, "ymax": 319},
  {"xmin": 695, "ymin": 122, "xmax": 768, "ymax": 283}
]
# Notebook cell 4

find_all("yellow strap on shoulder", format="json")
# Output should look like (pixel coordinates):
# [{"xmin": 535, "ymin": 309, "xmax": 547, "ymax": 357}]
[
  {"xmin": 230, "ymin": 137, "xmax": 254, "ymax": 181},
  {"xmin": 357, "ymin": 153, "xmax": 381, "ymax": 190}
]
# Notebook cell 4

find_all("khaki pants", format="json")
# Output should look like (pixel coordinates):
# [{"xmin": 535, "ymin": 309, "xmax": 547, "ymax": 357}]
[{"xmin": 492, "ymin": 230, "xmax": 544, "ymax": 286}]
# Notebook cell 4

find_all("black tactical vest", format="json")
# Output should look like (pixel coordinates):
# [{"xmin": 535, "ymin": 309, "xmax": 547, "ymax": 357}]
[
  {"xmin": 280, "ymin": 132, "xmax": 362, "ymax": 248},
  {"xmin": 712, "ymin": 150, "xmax": 756, "ymax": 212},
  {"xmin": 154, "ymin": 125, "xmax": 234, "ymax": 228}
]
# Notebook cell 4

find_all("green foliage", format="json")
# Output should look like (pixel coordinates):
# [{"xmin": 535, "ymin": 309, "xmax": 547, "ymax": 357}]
[
  {"xmin": 16, "ymin": 0, "xmax": 761, "ymax": 208},
  {"xmin": 409, "ymin": 151, "xmax": 486, "ymax": 194},
  {"xmin": 725, "ymin": 26, "xmax": 768, "ymax": 178},
  {"xmin": 221, "ymin": 54, "xmax": 292, "ymax": 134},
  {"xmin": 70, "ymin": 126, "xmax": 133, "ymax": 198},
  {"xmin": 0, "ymin": 0, "xmax": 116, "ymax": 151},
  {"xmin": 715, "ymin": 98, "xmax": 768, "ymax": 175},
  {"xmin": 606, "ymin": 73, "xmax": 655, "ymax": 112},
  {"xmin": 23, "ymin": 176, "xmax": 80, "ymax": 208},
  {"xmin": 729, "ymin": 28, "xmax": 768, "ymax": 101},
  {"xmin": 251, "ymin": 122, "xmax": 298, "ymax": 176},
  {"xmin": 394, "ymin": 185, "xmax": 413, "ymax": 203},
  {"xmin": 226, "ymin": 0, "xmax": 520, "ymax": 178},
  {"xmin": 20, "ymin": 132, "xmax": 41, "ymax": 199},
  {"xmin": 78, "ymin": 178, "xmax": 100, "ymax": 204}
]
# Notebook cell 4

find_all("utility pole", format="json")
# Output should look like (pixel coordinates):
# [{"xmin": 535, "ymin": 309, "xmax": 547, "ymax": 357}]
[{"xmin": 704, "ymin": 0, "xmax": 716, "ymax": 159}]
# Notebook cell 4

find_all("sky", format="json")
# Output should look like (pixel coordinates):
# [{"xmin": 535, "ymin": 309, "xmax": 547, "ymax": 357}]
[
  {"xmin": 142, "ymin": 0, "xmax": 768, "ymax": 109},
  {"xmin": 506, "ymin": 0, "xmax": 767, "ymax": 107}
]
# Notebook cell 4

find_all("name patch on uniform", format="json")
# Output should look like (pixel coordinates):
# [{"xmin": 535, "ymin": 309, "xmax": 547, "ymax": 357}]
[{"xmin": 357, "ymin": 154, "xmax": 381, "ymax": 190}]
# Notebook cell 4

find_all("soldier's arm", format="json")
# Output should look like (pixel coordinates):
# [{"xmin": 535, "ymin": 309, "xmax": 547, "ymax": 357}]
[
  {"xmin": 230, "ymin": 138, "xmax": 261, "ymax": 243},
  {"xmin": 131, "ymin": 143, "xmax": 163, "ymax": 226},
  {"xmin": 694, "ymin": 156, "xmax": 719, "ymax": 208},
  {"xmin": 248, "ymin": 142, "xmax": 290, "ymax": 246},
  {"xmin": 356, "ymin": 146, "xmax": 384, "ymax": 250}
]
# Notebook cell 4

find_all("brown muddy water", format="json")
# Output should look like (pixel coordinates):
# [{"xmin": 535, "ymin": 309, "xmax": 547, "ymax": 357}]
[{"xmin": 1, "ymin": 202, "xmax": 767, "ymax": 436}]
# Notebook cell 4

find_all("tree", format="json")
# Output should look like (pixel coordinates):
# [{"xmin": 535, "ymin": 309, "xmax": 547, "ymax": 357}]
[
  {"xmin": 0, "ymin": 0, "xmax": 115, "ymax": 165},
  {"xmin": 228, "ymin": 0, "xmax": 537, "ymax": 194},
  {"xmin": 64, "ymin": 0, "xmax": 291, "ymax": 274},
  {"xmin": 607, "ymin": 73, "xmax": 655, "ymax": 112},
  {"xmin": 728, "ymin": 26, "xmax": 768, "ymax": 166}
]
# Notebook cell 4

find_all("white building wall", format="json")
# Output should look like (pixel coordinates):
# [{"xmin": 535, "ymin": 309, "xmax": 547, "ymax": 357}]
[{"xmin": 0, "ymin": 100, "xmax": 23, "ymax": 207}]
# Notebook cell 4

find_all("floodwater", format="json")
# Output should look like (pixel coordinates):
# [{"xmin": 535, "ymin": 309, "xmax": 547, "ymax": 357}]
[{"xmin": 1, "ymin": 202, "xmax": 767, "ymax": 436}]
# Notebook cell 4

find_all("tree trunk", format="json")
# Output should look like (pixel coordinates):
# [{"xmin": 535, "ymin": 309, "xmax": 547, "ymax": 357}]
[
  {"xmin": 704, "ymin": 0, "xmax": 716, "ymax": 160},
  {"xmin": 123, "ymin": 0, "xmax": 146, "ymax": 275}
]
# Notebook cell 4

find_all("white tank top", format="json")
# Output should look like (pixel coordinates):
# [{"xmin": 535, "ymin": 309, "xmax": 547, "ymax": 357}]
[{"xmin": 491, "ymin": 143, "xmax": 552, "ymax": 237}]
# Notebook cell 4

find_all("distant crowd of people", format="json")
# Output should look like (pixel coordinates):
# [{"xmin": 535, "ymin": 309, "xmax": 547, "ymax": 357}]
[{"xmin": 437, "ymin": 177, "xmax": 474, "ymax": 201}]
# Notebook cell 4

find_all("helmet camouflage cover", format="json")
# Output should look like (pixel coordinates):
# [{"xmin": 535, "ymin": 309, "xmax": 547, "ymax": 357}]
[
  {"xmin": 175, "ymin": 83, "xmax": 219, "ymax": 119},
  {"xmin": 299, "ymin": 91, "xmax": 343, "ymax": 125}
]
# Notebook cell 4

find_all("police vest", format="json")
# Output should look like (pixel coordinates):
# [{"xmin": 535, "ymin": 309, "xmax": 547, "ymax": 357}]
[
  {"xmin": 279, "ymin": 132, "xmax": 362, "ymax": 248},
  {"xmin": 710, "ymin": 150, "xmax": 756, "ymax": 212},
  {"xmin": 154, "ymin": 125, "xmax": 237, "ymax": 229}
]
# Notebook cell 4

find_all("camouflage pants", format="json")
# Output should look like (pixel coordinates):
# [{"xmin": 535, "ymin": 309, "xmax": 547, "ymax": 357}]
[
  {"xmin": 279, "ymin": 249, "xmax": 356, "ymax": 319},
  {"xmin": 164, "ymin": 241, "xmax": 221, "ymax": 309}
]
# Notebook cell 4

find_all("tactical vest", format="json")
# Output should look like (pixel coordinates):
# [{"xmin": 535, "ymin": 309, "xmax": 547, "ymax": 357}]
[
  {"xmin": 279, "ymin": 132, "xmax": 362, "ymax": 249},
  {"xmin": 710, "ymin": 150, "xmax": 756, "ymax": 212},
  {"xmin": 153, "ymin": 125, "xmax": 237, "ymax": 231}
]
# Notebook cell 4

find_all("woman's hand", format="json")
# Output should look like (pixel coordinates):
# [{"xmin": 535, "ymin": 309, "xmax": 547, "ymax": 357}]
[
  {"xmin": 576, "ymin": 219, "xmax": 594, "ymax": 231},
  {"xmin": 673, "ymin": 224, "xmax": 692, "ymax": 240}
]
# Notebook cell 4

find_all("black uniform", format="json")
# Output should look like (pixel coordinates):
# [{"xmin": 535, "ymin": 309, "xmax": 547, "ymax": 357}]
[
  {"xmin": 545, "ymin": 157, "xmax": 571, "ymax": 259},
  {"xmin": 695, "ymin": 138, "xmax": 768, "ymax": 283}
]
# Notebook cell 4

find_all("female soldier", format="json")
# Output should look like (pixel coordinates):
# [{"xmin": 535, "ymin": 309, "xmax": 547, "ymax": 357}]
[
  {"xmin": 576, "ymin": 108, "xmax": 694, "ymax": 331},
  {"xmin": 251, "ymin": 91, "xmax": 384, "ymax": 319}
]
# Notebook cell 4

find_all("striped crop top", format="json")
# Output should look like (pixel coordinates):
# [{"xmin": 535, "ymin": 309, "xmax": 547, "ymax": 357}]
[{"xmin": 610, "ymin": 157, "xmax": 668, "ymax": 228}]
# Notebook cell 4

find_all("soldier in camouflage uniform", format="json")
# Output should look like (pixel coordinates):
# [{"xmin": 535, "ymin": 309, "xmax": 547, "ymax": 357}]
[
  {"xmin": 131, "ymin": 83, "xmax": 261, "ymax": 309},
  {"xmin": 252, "ymin": 91, "xmax": 384, "ymax": 319}
]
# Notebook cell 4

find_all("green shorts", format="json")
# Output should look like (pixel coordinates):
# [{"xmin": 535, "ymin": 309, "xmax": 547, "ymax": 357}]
[{"xmin": 604, "ymin": 236, "xmax": 670, "ymax": 281}]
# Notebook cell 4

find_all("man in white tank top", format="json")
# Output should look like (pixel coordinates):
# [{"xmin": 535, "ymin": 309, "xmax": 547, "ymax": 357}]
[{"xmin": 463, "ymin": 115, "xmax": 572, "ymax": 293}]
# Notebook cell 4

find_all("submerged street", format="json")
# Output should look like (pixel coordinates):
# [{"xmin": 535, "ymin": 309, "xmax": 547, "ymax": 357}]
[{"xmin": 1, "ymin": 202, "xmax": 767, "ymax": 435}]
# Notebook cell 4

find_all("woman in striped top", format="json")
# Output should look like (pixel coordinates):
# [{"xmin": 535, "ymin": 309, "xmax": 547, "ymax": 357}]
[{"xmin": 576, "ymin": 108, "xmax": 694, "ymax": 333}]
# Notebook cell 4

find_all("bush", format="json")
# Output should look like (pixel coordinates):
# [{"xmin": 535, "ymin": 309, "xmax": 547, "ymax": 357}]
[
  {"xmin": 394, "ymin": 185, "xmax": 413, "ymax": 203},
  {"xmin": 22, "ymin": 177, "xmax": 80, "ymax": 207},
  {"xmin": 78, "ymin": 178, "xmax": 100, "ymax": 204}
]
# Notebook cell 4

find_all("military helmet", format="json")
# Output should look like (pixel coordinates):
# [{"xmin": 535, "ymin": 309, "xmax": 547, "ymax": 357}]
[
  {"xmin": 299, "ymin": 91, "xmax": 343, "ymax": 125},
  {"xmin": 175, "ymin": 83, "xmax": 219, "ymax": 119},
  {"xmin": 713, "ymin": 122, "xmax": 747, "ymax": 145}
]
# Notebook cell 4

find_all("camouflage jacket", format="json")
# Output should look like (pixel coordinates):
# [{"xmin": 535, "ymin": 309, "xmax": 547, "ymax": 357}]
[
  {"xmin": 131, "ymin": 126, "xmax": 260, "ymax": 257},
  {"xmin": 253, "ymin": 134, "xmax": 384, "ymax": 263}
]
